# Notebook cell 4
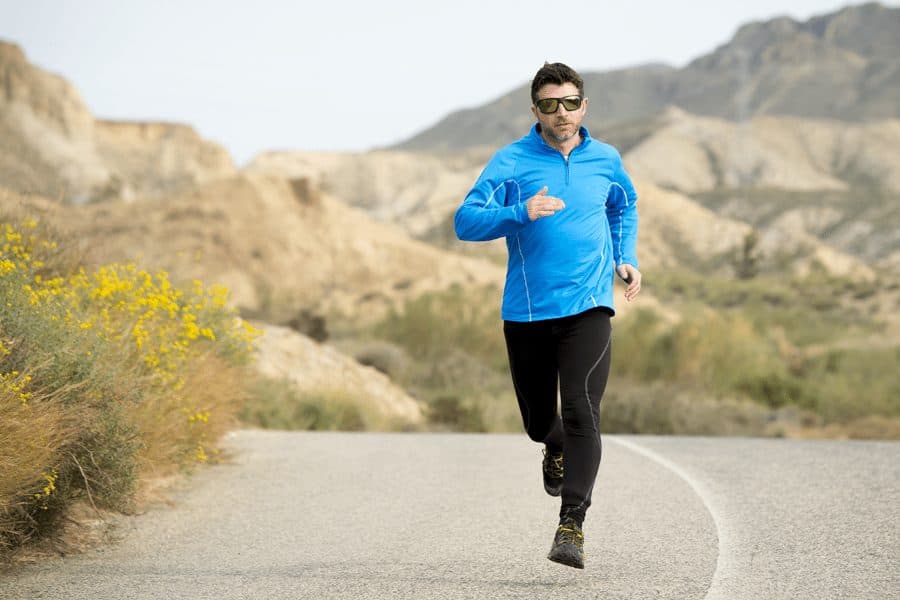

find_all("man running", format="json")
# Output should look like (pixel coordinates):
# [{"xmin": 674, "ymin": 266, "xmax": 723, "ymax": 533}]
[{"xmin": 454, "ymin": 62, "xmax": 641, "ymax": 569}]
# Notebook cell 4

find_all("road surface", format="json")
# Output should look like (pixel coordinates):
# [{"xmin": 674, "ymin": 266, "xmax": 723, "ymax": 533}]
[{"xmin": 2, "ymin": 431, "xmax": 897, "ymax": 599}]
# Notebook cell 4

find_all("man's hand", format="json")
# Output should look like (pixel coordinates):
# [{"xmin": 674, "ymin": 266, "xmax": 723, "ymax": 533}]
[
  {"xmin": 616, "ymin": 264, "xmax": 642, "ymax": 302},
  {"xmin": 527, "ymin": 186, "xmax": 565, "ymax": 221}
]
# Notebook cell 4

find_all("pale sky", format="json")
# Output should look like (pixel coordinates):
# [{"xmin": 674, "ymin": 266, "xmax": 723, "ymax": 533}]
[{"xmin": 1, "ymin": 0, "xmax": 887, "ymax": 164}]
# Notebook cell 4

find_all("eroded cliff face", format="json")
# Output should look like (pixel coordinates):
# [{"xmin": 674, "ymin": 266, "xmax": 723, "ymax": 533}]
[
  {"xmin": 93, "ymin": 120, "xmax": 236, "ymax": 200},
  {"xmin": 0, "ymin": 41, "xmax": 235, "ymax": 203}
]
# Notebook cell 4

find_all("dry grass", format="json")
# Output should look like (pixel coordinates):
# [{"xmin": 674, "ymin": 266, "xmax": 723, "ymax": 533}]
[
  {"xmin": 132, "ymin": 353, "xmax": 248, "ymax": 475},
  {"xmin": 0, "ymin": 385, "xmax": 76, "ymax": 549}
]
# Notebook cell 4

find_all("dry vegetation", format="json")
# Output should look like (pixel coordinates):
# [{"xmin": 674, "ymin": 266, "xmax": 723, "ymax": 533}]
[
  {"xmin": 0, "ymin": 212, "xmax": 258, "ymax": 562},
  {"xmin": 345, "ymin": 272, "xmax": 900, "ymax": 439}
]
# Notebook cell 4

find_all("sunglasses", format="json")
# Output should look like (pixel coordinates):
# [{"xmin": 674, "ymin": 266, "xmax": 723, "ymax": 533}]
[{"xmin": 535, "ymin": 95, "xmax": 583, "ymax": 114}]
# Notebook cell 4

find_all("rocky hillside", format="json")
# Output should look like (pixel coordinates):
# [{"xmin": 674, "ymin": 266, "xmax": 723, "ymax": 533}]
[
  {"xmin": 625, "ymin": 107, "xmax": 900, "ymax": 193},
  {"xmin": 252, "ymin": 323, "xmax": 424, "ymax": 428},
  {"xmin": 2, "ymin": 176, "xmax": 504, "ymax": 326},
  {"xmin": 246, "ymin": 149, "xmax": 488, "ymax": 238},
  {"xmin": 398, "ymin": 3, "xmax": 900, "ymax": 151},
  {"xmin": 621, "ymin": 108, "xmax": 900, "ymax": 268},
  {"xmin": 0, "ymin": 41, "xmax": 235, "ymax": 203},
  {"xmin": 246, "ymin": 148, "xmax": 874, "ymax": 279}
]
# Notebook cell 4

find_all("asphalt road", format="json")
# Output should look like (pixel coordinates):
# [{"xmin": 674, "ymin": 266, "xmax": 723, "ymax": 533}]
[{"xmin": 1, "ymin": 431, "xmax": 897, "ymax": 599}]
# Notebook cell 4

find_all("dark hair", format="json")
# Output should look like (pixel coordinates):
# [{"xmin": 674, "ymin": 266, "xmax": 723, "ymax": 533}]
[{"xmin": 531, "ymin": 62, "xmax": 584, "ymax": 104}]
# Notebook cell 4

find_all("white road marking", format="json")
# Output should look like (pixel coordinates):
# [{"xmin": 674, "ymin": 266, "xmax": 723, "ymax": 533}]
[{"xmin": 609, "ymin": 437, "xmax": 735, "ymax": 600}]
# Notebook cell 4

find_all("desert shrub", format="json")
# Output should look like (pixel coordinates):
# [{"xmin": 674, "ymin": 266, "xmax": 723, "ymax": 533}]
[
  {"xmin": 612, "ymin": 301, "xmax": 898, "ymax": 437},
  {"xmin": 800, "ymin": 347, "xmax": 900, "ymax": 423},
  {"xmin": 837, "ymin": 416, "xmax": 900, "ymax": 440},
  {"xmin": 364, "ymin": 285, "xmax": 517, "ymax": 432},
  {"xmin": 0, "ymin": 215, "xmax": 258, "ymax": 558},
  {"xmin": 373, "ymin": 283, "xmax": 506, "ymax": 372},
  {"xmin": 471, "ymin": 389, "xmax": 523, "ymax": 433},
  {"xmin": 600, "ymin": 383, "xmax": 811, "ymax": 437},
  {"xmin": 240, "ymin": 377, "xmax": 388, "ymax": 432},
  {"xmin": 427, "ymin": 395, "xmax": 487, "ymax": 432},
  {"xmin": 735, "ymin": 372, "xmax": 806, "ymax": 409},
  {"xmin": 616, "ymin": 308, "xmax": 789, "ymax": 397},
  {"xmin": 353, "ymin": 341, "xmax": 409, "ymax": 380},
  {"xmin": 647, "ymin": 268, "xmax": 879, "ymax": 346},
  {"xmin": 360, "ymin": 269, "xmax": 897, "ymax": 438}
]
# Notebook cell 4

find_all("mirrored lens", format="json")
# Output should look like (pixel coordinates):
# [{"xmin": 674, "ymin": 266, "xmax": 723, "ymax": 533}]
[
  {"xmin": 560, "ymin": 96, "xmax": 582, "ymax": 111},
  {"xmin": 536, "ymin": 98, "xmax": 559, "ymax": 114}
]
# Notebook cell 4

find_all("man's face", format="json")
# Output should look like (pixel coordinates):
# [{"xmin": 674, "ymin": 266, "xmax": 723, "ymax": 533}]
[{"xmin": 531, "ymin": 82, "xmax": 588, "ymax": 145}]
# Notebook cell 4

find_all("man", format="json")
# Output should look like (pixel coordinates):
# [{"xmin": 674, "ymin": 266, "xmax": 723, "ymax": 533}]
[{"xmin": 454, "ymin": 62, "xmax": 641, "ymax": 569}]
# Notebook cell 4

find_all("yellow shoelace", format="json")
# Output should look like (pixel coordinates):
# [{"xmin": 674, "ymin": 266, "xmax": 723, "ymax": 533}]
[
  {"xmin": 545, "ymin": 452, "xmax": 564, "ymax": 477},
  {"xmin": 557, "ymin": 523, "xmax": 584, "ymax": 548}
]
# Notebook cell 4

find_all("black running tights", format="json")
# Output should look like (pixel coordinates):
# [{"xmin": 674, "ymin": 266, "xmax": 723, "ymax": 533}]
[{"xmin": 503, "ymin": 307, "xmax": 612, "ymax": 525}]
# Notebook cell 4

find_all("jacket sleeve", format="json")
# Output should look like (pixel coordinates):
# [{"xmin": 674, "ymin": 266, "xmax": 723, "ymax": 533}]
[
  {"xmin": 605, "ymin": 153, "xmax": 639, "ymax": 268},
  {"xmin": 454, "ymin": 151, "xmax": 530, "ymax": 242}
]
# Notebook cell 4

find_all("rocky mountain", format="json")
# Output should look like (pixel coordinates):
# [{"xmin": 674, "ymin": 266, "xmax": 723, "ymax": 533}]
[
  {"xmin": 0, "ymin": 41, "xmax": 235, "ymax": 203},
  {"xmin": 398, "ymin": 3, "xmax": 900, "ymax": 152}
]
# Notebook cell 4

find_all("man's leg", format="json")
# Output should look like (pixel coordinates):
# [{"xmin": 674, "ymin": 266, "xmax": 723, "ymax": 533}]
[
  {"xmin": 503, "ymin": 319, "xmax": 564, "ymax": 451},
  {"xmin": 555, "ymin": 308, "xmax": 612, "ymax": 525}
]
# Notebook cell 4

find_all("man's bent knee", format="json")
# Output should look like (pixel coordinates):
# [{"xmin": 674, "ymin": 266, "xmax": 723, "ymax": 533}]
[{"xmin": 525, "ymin": 422, "xmax": 556, "ymax": 443}]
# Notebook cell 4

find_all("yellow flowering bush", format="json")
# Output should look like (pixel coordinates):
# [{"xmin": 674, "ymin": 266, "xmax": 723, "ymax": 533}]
[{"xmin": 0, "ymin": 215, "xmax": 259, "ymax": 557}]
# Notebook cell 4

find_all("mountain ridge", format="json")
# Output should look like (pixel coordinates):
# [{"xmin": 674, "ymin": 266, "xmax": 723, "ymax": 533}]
[{"xmin": 397, "ymin": 2, "xmax": 900, "ymax": 152}]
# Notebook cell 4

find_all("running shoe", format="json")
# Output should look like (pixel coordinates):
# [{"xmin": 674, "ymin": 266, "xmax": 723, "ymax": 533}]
[
  {"xmin": 542, "ymin": 449, "xmax": 564, "ymax": 497},
  {"xmin": 547, "ymin": 517, "xmax": 585, "ymax": 569}
]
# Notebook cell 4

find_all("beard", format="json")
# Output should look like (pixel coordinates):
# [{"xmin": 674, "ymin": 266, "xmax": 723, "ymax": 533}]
[{"xmin": 545, "ymin": 121, "xmax": 577, "ymax": 143}]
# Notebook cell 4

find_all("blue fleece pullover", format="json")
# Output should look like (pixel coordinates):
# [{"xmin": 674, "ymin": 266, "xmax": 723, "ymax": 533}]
[{"xmin": 454, "ymin": 124, "xmax": 638, "ymax": 322}]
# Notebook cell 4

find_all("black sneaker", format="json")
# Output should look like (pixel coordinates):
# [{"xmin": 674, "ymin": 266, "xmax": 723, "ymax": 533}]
[
  {"xmin": 547, "ymin": 517, "xmax": 585, "ymax": 569},
  {"xmin": 542, "ymin": 449, "xmax": 563, "ymax": 497}
]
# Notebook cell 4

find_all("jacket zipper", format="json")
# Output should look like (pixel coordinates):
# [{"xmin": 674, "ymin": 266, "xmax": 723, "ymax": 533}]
[{"xmin": 563, "ymin": 142, "xmax": 583, "ymax": 185}]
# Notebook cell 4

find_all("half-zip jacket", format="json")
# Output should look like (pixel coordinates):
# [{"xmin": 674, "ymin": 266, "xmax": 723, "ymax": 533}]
[{"xmin": 454, "ymin": 124, "xmax": 638, "ymax": 322}]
